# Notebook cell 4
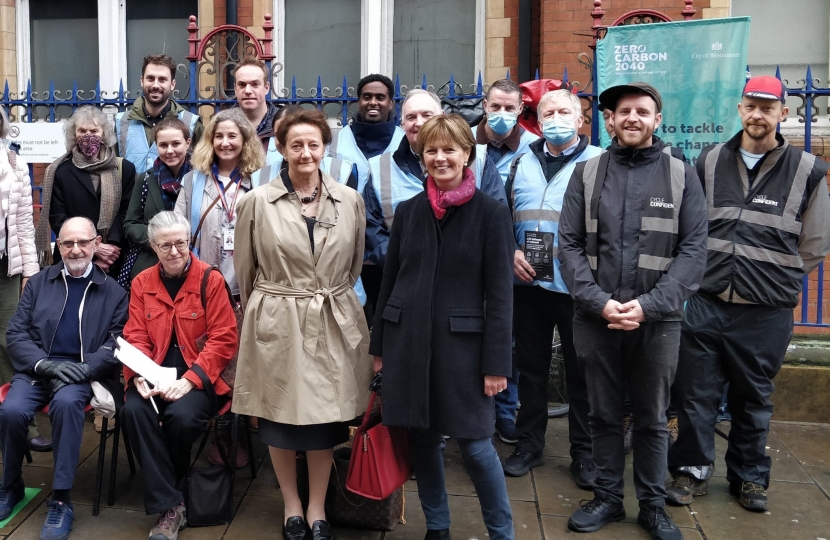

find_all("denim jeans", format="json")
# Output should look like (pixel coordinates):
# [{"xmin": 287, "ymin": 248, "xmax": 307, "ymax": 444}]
[
  {"xmin": 410, "ymin": 429, "xmax": 514, "ymax": 540},
  {"xmin": 494, "ymin": 366, "xmax": 519, "ymax": 421}
]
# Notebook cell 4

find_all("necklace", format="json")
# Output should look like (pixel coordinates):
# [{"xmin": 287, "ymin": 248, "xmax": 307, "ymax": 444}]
[{"xmin": 296, "ymin": 185, "xmax": 319, "ymax": 204}]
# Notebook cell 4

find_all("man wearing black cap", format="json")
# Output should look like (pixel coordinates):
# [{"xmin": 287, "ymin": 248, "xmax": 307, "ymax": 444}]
[
  {"xmin": 666, "ymin": 75, "xmax": 830, "ymax": 513},
  {"xmin": 558, "ymin": 82, "xmax": 708, "ymax": 539}
]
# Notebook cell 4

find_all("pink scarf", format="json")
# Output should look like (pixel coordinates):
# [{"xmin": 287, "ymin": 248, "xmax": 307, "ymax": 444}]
[{"xmin": 426, "ymin": 167, "xmax": 476, "ymax": 219}]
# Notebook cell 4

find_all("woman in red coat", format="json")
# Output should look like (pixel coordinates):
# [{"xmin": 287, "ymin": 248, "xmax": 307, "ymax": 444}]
[{"xmin": 121, "ymin": 210, "xmax": 238, "ymax": 540}]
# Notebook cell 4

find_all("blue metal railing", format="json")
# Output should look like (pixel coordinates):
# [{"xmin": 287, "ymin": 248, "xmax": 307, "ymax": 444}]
[{"xmin": 2, "ymin": 64, "xmax": 828, "ymax": 326}]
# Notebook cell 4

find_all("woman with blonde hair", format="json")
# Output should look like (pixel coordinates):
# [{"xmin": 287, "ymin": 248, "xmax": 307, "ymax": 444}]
[{"xmin": 174, "ymin": 107, "xmax": 265, "ymax": 297}]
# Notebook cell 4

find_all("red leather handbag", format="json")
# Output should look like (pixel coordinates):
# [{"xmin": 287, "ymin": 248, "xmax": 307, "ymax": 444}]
[{"xmin": 346, "ymin": 392, "xmax": 412, "ymax": 500}]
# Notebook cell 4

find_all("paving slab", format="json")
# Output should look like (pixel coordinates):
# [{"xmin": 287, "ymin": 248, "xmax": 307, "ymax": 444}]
[
  {"xmin": 0, "ymin": 467, "xmax": 53, "ymax": 535},
  {"xmin": 542, "ymin": 418, "xmax": 571, "ymax": 459},
  {"xmin": 771, "ymin": 422, "xmax": 830, "ymax": 467},
  {"xmin": 385, "ymin": 496, "xmax": 540, "ymax": 540},
  {"xmin": 689, "ymin": 475, "xmax": 830, "ymax": 540},
  {"xmin": 5, "ymin": 501, "xmax": 228, "ymax": 540},
  {"xmin": 540, "ymin": 514, "xmax": 705, "ymax": 540},
  {"xmin": 803, "ymin": 466, "xmax": 830, "ymax": 496},
  {"xmin": 706, "ymin": 429, "xmax": 814, "ymax": 483}
]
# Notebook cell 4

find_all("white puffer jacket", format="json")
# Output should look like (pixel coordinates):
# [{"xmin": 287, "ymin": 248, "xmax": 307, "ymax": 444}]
[{"xmin": 0, "ymin": 147, "xmax": 38, "ymax": 277}]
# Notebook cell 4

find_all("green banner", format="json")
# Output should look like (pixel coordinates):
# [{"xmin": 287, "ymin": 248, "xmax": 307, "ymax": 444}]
[{"xmin": 597, "ymin": 17, "xmax": 750, "ymax": 164}]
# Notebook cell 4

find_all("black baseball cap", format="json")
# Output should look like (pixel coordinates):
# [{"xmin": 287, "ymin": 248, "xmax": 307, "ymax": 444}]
[{"xmin": 599, "ymin": 82, "xmax": 663, "ymax": 113}]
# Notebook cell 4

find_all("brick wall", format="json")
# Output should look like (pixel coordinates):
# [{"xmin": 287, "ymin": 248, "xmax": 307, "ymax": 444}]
[{"xmin": 536, "ymin": 0, "xmax": 712, "ymax": 85}]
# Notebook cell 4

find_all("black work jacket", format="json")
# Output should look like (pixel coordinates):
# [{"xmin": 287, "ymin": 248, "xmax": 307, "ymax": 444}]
[{"xmin": 558, "ymin": 137, "xmax": 708, "ymax": 321}]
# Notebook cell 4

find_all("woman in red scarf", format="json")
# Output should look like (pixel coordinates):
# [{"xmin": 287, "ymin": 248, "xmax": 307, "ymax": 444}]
[{"xmin": 369, "ymin": 114, "xmax": 516, "ymax": 540}]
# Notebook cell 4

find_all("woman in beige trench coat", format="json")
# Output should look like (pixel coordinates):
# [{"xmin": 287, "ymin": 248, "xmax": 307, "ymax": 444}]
[{"xmin": 232, "ymin": 109, "xmax": 372, "ymax": 540}]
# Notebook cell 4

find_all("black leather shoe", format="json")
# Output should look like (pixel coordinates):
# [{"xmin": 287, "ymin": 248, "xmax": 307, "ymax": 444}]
[
  {"xmin": 503, "ymin": 449, "xmax": 544, "ymax": 477},
  {"xmin": 637, "ymin": 506, "xmax": 683, "ymax": 540},
  {"xmin": 27, "ymin": 436, "xmax": 52, "ymax": 452},
  {"xmin": 311, "ymin": 520, "xmax": 334, "ymax": 540},
  {"xmin": 424, "ymin": 529, "xmax": 451, "ymax": 540},
  {"xmin": 0, "ymin": 481, "xmax": 25, "ymax": 521},
  {"xmin": 570, "ymin": 458, "xmax": 598, "ymax": 490},
  {"xmin": 283, "ymin": 516, "xmax": 309, "ymax": 540},
  {"xmin": 567, "ymin": 497, "xmax": 625, "ymax": 533}
]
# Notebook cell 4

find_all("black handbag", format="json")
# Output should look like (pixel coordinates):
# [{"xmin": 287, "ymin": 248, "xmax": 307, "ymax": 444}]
[
  {"xmin": 184, "ymin": 365, "xmax": 233, "ymax": 527},
  {"xmin": 439, "ymin": 81, "xmax": 485, "ymax": 127}
]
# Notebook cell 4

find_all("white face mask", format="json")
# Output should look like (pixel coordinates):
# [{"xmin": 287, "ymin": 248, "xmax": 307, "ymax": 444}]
[{"xmin": 541, "ymin": 116, "xmax": 577, "ymax": 146}]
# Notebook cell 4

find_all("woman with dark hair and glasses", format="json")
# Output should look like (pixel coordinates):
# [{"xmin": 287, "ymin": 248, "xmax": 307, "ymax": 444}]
[{"xmin": 233, "ymin": 108, "xmax": 372, "ymax": 540}]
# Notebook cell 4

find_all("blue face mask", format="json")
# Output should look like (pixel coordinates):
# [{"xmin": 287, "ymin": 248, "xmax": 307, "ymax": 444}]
[
  {"xmin": 487, "ymin": 111, "xmax": 517, "ymax": 136},
  {"xmin": 541, "ymin": 116, "xmax": 577, "ymax": 146}
]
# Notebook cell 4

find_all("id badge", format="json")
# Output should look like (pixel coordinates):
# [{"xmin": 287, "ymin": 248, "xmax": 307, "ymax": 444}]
[
  {"xmin": 524, "ymin": 230, "xmax": 554, "ymax": 282},
  {"xmin": 222, "ymin": 226, "xmax": 235, "ymax": 251}
]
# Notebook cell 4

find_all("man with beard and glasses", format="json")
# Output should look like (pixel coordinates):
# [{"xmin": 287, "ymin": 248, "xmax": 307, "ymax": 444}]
[
  {"xmin": 558, "ymin": 82, "xmax": 707, "ymax": 540},
  {"xmin": 328, "ymin": 74, "xmax": 405, "ymax": 317},
  {"xmin": 0, "ymin": 216, "xmax": 128, "ymax": 540},
  {"xmin": 116, "ymin": 55, "xmax": 203, "ymax": 173},
  {"xmin": 666, "ymin": 76, "xmax": 830, "ymax": 513}
]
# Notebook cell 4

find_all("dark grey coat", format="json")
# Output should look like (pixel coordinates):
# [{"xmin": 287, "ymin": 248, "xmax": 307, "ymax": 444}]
[{"xmin": 368, "ymin": 190, "xmax": 514, "ymax": 440}]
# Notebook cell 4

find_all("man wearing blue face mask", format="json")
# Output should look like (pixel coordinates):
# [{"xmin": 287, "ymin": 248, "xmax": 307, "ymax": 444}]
[
  {"xmin": 502, "ymin": 90, "xmax": 601, "ymax": 490},
  {"xmin": 476, "ymin": 79, "xmax": 539, "ymax": 444}
]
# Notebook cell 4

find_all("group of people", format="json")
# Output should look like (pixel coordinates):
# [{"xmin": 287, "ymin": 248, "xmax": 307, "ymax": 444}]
[{"xmin": 0, "ymin": 49, "xmax": 826, "ymax": 540}]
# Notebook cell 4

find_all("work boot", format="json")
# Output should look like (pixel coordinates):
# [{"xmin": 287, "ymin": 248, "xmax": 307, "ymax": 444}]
[
  {"xmin": 666, "ymin": 473, "xmax": 708, "ymax": 506},
  {"xmin": 570, "ymin": 458, "xmax": 598, "ymax": 490},
  {"xmin": 623, "ymin": 414, "xmax": 633, "ymax": 455},
  {"xmin": 667, "ymin": 417, "xmax": 679, "ymax": 447},
  {"xmin": 495, "ymin": 418, "xmax": 517, "ymax": 444},
  {"xmin": 637, "ymin": 506, "xmax": 683, "ymax": 540},
  {"xmin": 567, "ymin": 496, "xmax": 625, "ymax": 532},
  {"xmin": 27, "ymin": 436, "xmax": 52, "ymax": 452},
  {"xmin": 149, "ymin": 503, "xmax": 187, "ymax": 540},
  {"xmin": 730, "ymin": 481, "xmax": 767, "ymax": 512},
  {"xmin": 503, "ymin": 448, "xmax": 544, "ymax": 477}
]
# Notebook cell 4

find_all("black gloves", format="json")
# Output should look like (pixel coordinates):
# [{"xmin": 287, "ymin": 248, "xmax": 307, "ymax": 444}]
[
  {"xmin": 35, "ymin": 360, "xmax": 93, "ymax": 384},
  {"xmin": 47, "ymin": 378, "xmax": 68, "ymax": 399}
]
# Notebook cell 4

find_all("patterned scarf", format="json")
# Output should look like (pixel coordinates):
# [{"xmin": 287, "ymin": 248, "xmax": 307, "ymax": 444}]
[
  {"xmin": 35, "ymin": 146, "xmax": 120, "ymax": 266},
  {"xmin": 426, "ymin": 167, "xmax": 476, "ymax": 219},
  {"xmin": 154, "ymin": 157, "xmax": 191, "ymax": 211}
]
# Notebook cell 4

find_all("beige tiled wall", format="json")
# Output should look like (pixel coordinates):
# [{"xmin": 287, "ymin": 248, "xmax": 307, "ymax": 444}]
[
  {"xmin": 0, "ymin": 0, "xmax": 16, "ymax": 92},
  {"xmin": 485, "ymin": 0, "xmax": 510, "ymax": 84},
  {"xmin": 702, "ymin": 0, "xmax": 730, "ymax": 19}
]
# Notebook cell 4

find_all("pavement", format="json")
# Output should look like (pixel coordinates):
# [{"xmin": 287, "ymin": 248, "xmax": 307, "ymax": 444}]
[{"xmin": 0, "ymin": 415, "xmax": 828, "ymax": 540}]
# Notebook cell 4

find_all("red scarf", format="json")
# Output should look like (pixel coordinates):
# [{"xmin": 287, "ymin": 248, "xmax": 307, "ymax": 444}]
[{"xmin": 426, "ymin": 167, "xmax": 476, "ymax": 219}]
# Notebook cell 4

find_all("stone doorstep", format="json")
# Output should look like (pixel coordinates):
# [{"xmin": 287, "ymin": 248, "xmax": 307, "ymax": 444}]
[{"xmin": 771, "ymin": 365, "xmax": 830, "ymax": 424}]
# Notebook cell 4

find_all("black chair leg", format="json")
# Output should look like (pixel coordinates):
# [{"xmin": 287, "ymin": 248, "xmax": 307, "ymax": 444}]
[
  {"xmin": 243, "ymin": 415, "xmax": 256, "ymax": 479},
  {"xmin": 107, "ymin": 416, "xmax": 121, "ymax": 506},
  {"xmin": 92, "ymin": 416, "xmax": 108, "ymax": 516},
  {"xmin": 229, "ymin": 413, "xmax": 240, "ymax": 517},
  {"xmin": 24, "ymin": 448, "xmax": 33, "ymax": 464}
]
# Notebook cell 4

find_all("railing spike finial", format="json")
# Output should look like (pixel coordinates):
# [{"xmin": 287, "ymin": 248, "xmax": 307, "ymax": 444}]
[
  {"xmin": 506, "ymin": 69, "xmax": 511, "ymax": 80},
  {"xmin": 186, "ymin": 15, "xmax": 200, "ymax": 61},
  {"xmin": 291, "ymin": 76, "xmax": 297, "ymax": 102},
  {"xmin": 591, "ymin": 0, "xmax": 605, "ymax": 45},
  {"xmin": 394, "ymin": 74, "xmax": 401, "ymax": 99},
  {"xmin": 422, "ymin": 73, "xmax": 427, "ymax": 90},
  {"xmin": 261, "ymin": 13, "xmax": 275, "ymax": 60},
  {"xmin": 805, "ymin": 65, "xmax": 814, "ymax": 90},
  {"xmin": 563, "ymin": 67, "xmax": 569, "ymax": 83},
  {"xmin": 476, "ymin": 72, "xmax": 483, "ymax": 95},
  {"xmin": 535, "ymin": 68, "xmax": 540, "ymax": 80},
  {"xmin": 448, "ymin": 74, "xmax": 456, "ymax": 98},
  {"xmin": 3, "ymin": 79, "xmax": 9, "ymax": 101},
  {"xmin": 682, "ymin": 0, "xmax": 696, "ymax": 20}
]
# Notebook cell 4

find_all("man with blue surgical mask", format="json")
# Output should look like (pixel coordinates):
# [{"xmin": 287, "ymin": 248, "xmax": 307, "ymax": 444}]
[
  {"xmin": 476, "ymin": 78, "xmax": 539, "ymax": 445},
  {"xmin": 501, "ymin": 89, "xmax": 601, "ymax": 489}
]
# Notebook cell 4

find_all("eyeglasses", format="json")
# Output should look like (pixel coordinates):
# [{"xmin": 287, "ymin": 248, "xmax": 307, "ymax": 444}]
[
  {"xmin": 57, "ymin": 238, "xmax": 98, "ymax": 250},
  {"xmin": 152, "ymin": 240, "xmax": 189, "ymax": 254}
]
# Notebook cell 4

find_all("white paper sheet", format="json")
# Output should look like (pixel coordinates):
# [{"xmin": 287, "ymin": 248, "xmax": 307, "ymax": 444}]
[{"xmin": 114, "ymin": 337, "xmax": 178, "ymax": 389}]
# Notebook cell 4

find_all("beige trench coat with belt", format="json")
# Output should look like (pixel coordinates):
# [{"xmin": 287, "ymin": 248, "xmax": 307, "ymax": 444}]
[{"xmin": 231, "ymin": 171, "xmax": 372, "ymax": 425}]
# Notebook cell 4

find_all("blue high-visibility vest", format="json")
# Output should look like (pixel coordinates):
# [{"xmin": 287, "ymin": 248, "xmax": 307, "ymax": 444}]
[
  {"xmin": 510, "ymin": 144, "xmax": 603, "ymax": 293},
  {"xmin": 327, "ymin": 124, "xmax": 405, "ymax": 194},
  {"xmin": 491, "ymin": 129, "xmax": 539, "ymax": 183},
  {"xmin": 116, "ymin": 110, "xmax": 199, "ymax": 174}
]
